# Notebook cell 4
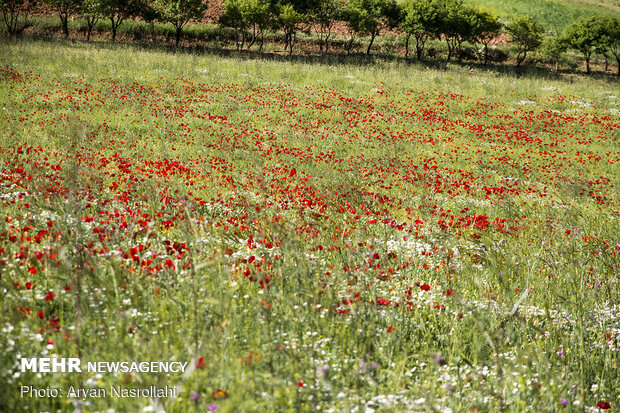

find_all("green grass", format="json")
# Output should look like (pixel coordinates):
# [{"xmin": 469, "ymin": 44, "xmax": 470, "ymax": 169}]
[
  {"xmin": 465, "ymin": 0, "xmax": 620, "ymax": 33},
  {"xmin": 0, "ymin": 38, "xmax": 618, "ymax": 412}
]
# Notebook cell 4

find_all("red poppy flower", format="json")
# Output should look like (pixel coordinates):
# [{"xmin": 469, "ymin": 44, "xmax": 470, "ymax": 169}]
[
  {"xmin": 212, "ymin": 389, "xmax": 228, "ymax": 399},
  {"xmin": 376, "ymin": 297, "xmax": 390, "ymax": 306}
]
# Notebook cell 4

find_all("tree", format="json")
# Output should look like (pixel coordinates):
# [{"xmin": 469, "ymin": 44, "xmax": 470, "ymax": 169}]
[
  {"xmin": 506, "ymin": 16, "xmax": 544, "ymax": 66},
  {"xmin": 563, "ymin": 17, "xmax": 609, "ymax": 74},
  {"xmin": 100, "ymin": 0, "xmax": 146, "ymax": 41},
  {"xmin": 43, "ymin": 0, "xmax": 80, "ymax": 38},
  {"xmin": 156, "ymin": 0, "xmax": 208, "ymax": 47},
  {"xmin": 444, "ymin": 2, "xmax": 469, "ymax": 62},
  {"xmin": 309, "ymin": 0, "xmax": 342, "ymax": 55},
  {"xmin": 601, "ymin": 17, "xmax": 620, "ymax": 76},
  {"xmin": 343, "ymin": 0, "xmax": 400, "ymax": 55},
  {"xmin": 221, "ymin": 0, "xmax": 271, "ymax": 51},
  {"xmin": 437, "ymin": 0, "xmax": 473, "ymax": 62},
  {"xmin": 1, "ymin": 0, "xmax": 34, "ymax": 36},
  {"xmin": 595, "ymin": 39, "xmax": 610, "ymax": 73},
  {"xmin": 540, "ymin": 35, "xmax": 567, "ymax": 72},
  {"xmin": 241, "ymin": 0, "xmax": 271, "ymax": 50},
  {"xmin": 341, "ymin": 2, "xmax": 360, "ymax": 53},
  {"xmin": 276, "ymin": 3, "xmax": 304, "ymax": 55},
  {"xmin": 400, "ymin": 0, "xmax": 443, "ymax": 60},
  {"xmin": 80, "ymin": 0, "xmax": 103, "ymax": 41},
  {"xmin": 220, "ymin": 0, "xmax": 247, "ymax": 49},
  {"xmin": 468, "ymin": 7, "xmax": 502, "ymax": 65}
]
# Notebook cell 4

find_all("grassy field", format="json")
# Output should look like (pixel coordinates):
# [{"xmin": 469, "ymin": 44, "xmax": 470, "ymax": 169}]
[
  {"xmin": 12, "ymin": 4, "xmax": 620, "ymax": 72},
  {"xmin": 0, "ymin": 39, "xmax": 619, "ymax": 412},
  {"xmin": 465, "ymin": 0, "xmax": 620, "ymax": 33}
]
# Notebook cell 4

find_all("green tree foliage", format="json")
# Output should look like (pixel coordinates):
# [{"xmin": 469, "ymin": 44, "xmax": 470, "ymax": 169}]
[
  {"xmin": 400, "ymin": 0, "xmax": 443, "ymax": 60},
  {"xmin": 220, "ymin": 0, "xmax": 246, "ymax": 48},
  {"xmin": 506, "ymin": 15, "xmax": 544, "ymax": 66},
  {"xmin": 221, "ymin": 0, "xmax": 271, "ymax": 51},
  {"xmin": 282, "ymin": 0, "xmax": 312, "ymax": 15},
  {"xmin": 156, "ymin": 0, "xmax": 208, "ymax": 46},
  {"xmin": 563, "ymin": 17, "xmax": 611, "ymax": 74},
  {"xmin": 241, "ymin": 0, "xmax": 271, "ymax": 50},
  {"xmin": 467, "ymin": 7, "xmax": 502, "ymax": 65},
  {"xmin": 439, "ymin": 0, "xmax": 473, "ymax": 62},
  {"xmin": 309, "ymin": 0, "xmax": 342, "ymax": 55},
  {"xmin": 343, "ymin": 0, "xmax": 400, "ymax": 55},
  {"xmin": 540, "ymin": 35, "xmax": 567, "ymax": 72},
  {"xmin": 277, "ymin": 2, "xmax": 304, "ymax": 55},
  {"xmin": 401, "ymin": 0, "xmax": 498, "ymax": 63},
  {"xmin": 1, "ymin": 0, "xmax": 34, "ymax": 35},
  {"xmin": 601, "ymin": 17, "xmax": 620, "ymax": 76}
]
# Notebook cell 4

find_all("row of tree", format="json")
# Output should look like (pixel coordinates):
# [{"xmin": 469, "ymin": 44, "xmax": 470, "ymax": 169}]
[
  {"xmin": 0, "ymin": 0, "xmax": 206, "ymax": 44},
  {"xmin": 2, "ymin": 0, "xmax": 619, "ymax": 74}
]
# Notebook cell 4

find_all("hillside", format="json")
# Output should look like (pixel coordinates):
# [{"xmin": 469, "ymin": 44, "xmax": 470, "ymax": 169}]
[{"xmin": 464, "ymin": 0, "xmax": 620, "ymax": 33}]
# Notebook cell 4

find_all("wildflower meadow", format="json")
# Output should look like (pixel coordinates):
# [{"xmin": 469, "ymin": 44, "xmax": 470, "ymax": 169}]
[{"xmin": 0, "ymin": 39, "xmax": 618, "ymax": 412}]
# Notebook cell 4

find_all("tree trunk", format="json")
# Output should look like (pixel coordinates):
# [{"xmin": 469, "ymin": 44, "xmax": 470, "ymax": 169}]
[
  {"xmin": 416, "ymin": 36, "xmax": 424, "ymax": 60},
  {"xmin": 60, "ymin": 13, "xmax": 69, "ymax": 38},
  {"xmin": 325, "ymin": 31, "xmax": 330, "ymax": 54},
  {"xmin": 111, "ymin": 17, "xmax": 117, "ymax": 41},
  {"xmin": 315, "ymin": 25, "xmax": 323, "ymax": 54},
  {"xmin": 366, "ymin": 32, "xmax": 376, "ymax": 55},
  {"xmin": 585, "ymin": 54, "xmax": 590, "ymax": 74},
  {"xmin": 347, "ymin": 34, "xmax": 354, "ymax": 55},
  {"xmin": 4, "ymin": 7, "xmax": 28, "ymax": 36},
  {"xmin": 247, "ymin": 24, "xmax": 257, "ymax": 49},
  {"xmin": 284, "ymin": 31, "xmax": 290, "ymax": 53},
  {"xmin": 289, "ymin": 32, "xmax": 295, "ymax": 55},
  {"xmin": 405, "ymin": 33, "xmax": 410, "ymax": 57},
  {"xmin": 175, "ymin": 26, "xmax": 182, "ymax": 47},
  {"xmin": 86, "ymin": 16, "xmax": 97, "ymax": 41}
]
